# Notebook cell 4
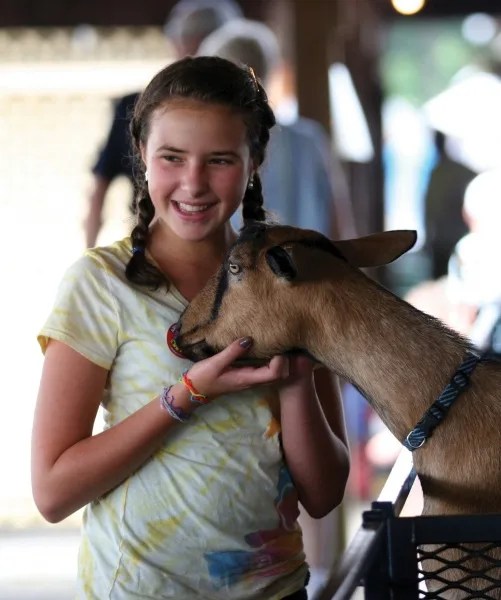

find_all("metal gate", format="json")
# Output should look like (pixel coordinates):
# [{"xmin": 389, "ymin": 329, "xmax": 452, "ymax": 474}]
[{"xmin": 314, "ymin": 452, "xmax": 501, "ymax": 599}]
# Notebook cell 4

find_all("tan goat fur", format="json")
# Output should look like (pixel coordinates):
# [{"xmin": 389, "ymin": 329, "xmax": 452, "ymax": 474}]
[{"xmin": 177, "ymin": 223, "xmax": 501, "ymax": 597}]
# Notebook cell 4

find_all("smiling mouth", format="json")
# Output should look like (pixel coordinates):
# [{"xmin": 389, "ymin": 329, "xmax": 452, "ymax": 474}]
[{"xmin": 173, "ymin": 201, "xmax": 215, "ymax": 215}]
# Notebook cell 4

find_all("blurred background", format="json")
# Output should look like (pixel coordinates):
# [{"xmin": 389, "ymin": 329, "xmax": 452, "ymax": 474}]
[{"xmin": 2, "ymin": 0, "xmax": 501, "ymax": 597}]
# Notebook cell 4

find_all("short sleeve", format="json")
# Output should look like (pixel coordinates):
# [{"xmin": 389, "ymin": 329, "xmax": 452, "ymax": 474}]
[
  {"xmin": 38, "ymin": 254, "xmax": 119, "ymax": 369},
  {"xmin": 91, "ymin": 93, "xmax": 138, "ymax": 182}
]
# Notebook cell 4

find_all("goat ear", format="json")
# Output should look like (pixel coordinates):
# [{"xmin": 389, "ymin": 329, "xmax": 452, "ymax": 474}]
[
  {"xmin": 265, "ymin": 246, "xmax": 297, "ymax": 280},
  {"xmin": 333, "ymin": 230, "xmax": 417, "ymax": 267}
]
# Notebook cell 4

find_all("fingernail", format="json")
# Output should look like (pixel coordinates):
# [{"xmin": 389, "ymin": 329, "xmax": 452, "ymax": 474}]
[{"xmin": 239, "ymin": 337, "xmax": 253, "ymax": 349}]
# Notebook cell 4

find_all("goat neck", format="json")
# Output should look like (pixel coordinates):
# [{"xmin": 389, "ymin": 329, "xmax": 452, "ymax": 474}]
[{"xmin": 314, "ymin": 268, "xmax": 469, "ymax": 441}]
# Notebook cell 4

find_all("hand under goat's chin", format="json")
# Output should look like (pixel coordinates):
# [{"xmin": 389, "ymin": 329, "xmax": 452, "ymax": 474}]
[
  {"xmin": 230, "ymin": 348, "xmax": 317, "ymax": 368},
  {"xmin": 175, "ymin": 323, "xmax": 314, "ymax": 367}
]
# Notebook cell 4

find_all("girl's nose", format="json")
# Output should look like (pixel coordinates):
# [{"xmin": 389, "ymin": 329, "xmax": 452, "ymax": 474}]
[{"xmin": 182, "ymin": 162, "xmax": 208, "ymax": 198}]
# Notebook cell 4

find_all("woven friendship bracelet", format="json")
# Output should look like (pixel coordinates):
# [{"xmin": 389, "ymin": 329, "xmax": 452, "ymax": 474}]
[
  {"xmin": 180, "ymin": 370, "xmax": 210, "ymax": 405},
  {"xmin": 160, "ymin": 385, "xmax": 191, "ymax": 423}
]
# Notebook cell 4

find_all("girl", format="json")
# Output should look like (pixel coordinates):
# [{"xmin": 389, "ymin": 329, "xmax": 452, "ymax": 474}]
[{"xmin": 32, "ymin": 56, "xmax": 349, "ymax": 599}]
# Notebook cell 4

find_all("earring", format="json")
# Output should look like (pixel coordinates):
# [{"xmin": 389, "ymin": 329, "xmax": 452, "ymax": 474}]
[
  {"xmin": 247, "ymin": 176, "xmax": 254, "ymax": 190},
  {"xmin": 145, "ymin": 170, "xmax": 149, "ymax": 182}
]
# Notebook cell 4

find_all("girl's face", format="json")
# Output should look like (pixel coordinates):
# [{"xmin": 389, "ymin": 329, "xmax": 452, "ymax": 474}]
[{"xmin": 141, "ymin": 99, "xmax": 255, "ymax": 243}]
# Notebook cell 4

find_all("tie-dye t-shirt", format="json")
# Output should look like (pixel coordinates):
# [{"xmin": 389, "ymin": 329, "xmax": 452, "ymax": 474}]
[{"xmin": 38, "ymin": 239, "xmax": 307, "ymax": 599}]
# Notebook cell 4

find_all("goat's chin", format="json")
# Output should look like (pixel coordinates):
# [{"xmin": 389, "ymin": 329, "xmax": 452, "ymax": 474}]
[
  {"xmin": 233, "ymin": 348, "xmax": 315, "ymax": 367},
  {"xmin": 231, "ymin": 356, "xmax": 271, "ymax": 367},
  {"xmin": 177, "ymin": 337, "xmax": 314, "ymax": 367}
]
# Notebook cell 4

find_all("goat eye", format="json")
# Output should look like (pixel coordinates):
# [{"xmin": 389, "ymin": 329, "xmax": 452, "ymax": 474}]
[{"xmin": 228, "ymin": 262, "xmax": 241, "ymax": 275}]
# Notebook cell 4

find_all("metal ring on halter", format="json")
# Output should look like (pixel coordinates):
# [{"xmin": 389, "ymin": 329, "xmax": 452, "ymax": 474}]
[{"xmin": 405, "ymin": 432, "xmax": 426, "ymax": 450}]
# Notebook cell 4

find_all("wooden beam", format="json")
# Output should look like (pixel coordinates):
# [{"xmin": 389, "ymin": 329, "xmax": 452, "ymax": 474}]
[{"xmin": 289, "ymin": 0, "xmax": 337, "ymax": 132}]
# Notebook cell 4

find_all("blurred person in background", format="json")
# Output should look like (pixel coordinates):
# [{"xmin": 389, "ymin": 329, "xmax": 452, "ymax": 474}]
[
  {"xmin": 445, "ymin": 168, "xmax": 501, "ymax": 356},
  {"xmin": 83, "ymin": 0, "xmax": 243, "ymax": 248},
  {"xmin": 423, "ymin": 130, "xmax": 477, "ymax": 280},
  {"xmin": 198, "ymin": 18, "xmax": 356, "ymax": 239},
  {"xmin": 408, "ymin": 168, "xmax": 501, "ymax": 351}
]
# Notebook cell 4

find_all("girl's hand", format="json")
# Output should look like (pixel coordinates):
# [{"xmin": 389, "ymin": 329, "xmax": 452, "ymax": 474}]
[
  {"xmin": 186, "ymin": 337, "xmax": 290, "ymax": 399},
  {"xmin": 274, "ymin": 354, "xmax": 317, "ymax": 396},
  {"xmin": 283, "ymin": 354, "xmax": 316, "ymax": 382}
]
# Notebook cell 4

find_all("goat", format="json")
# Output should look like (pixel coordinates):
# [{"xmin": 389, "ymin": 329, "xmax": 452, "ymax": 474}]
[{"xmin": 176, "ymin": 223, "xmax": 501, "ymax": 598}]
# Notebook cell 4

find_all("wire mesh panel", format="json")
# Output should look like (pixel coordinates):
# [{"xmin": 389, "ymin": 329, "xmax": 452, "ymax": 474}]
[
  {"xmin": 388, "ymin": 512, "xmax": 501, "ymax": 600},
  {"xmin": 417, "ymin": 542, "xmax": 501, "ymax": 599},
  {"xmin": 314, "ymin": 456, "xmax": 501, "ymax": 600}
]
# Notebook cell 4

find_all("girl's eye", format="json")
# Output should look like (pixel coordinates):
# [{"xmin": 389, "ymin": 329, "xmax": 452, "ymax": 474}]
[
  {"xmin": 163, "ymin": 155, "xmax": 182, "ymax": 163},
  {"xmin": 209, "ymin": 157, "xmax": 232, "ymax": 165},
  {"xmin": 228, "ymin": 263, "xmax": 241, "ymax": 275}
]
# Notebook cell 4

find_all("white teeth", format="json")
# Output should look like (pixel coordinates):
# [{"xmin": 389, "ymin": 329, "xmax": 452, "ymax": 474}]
[{"xmin": 177, "ymin": 202, "xmax": 210, "ymax": 213}]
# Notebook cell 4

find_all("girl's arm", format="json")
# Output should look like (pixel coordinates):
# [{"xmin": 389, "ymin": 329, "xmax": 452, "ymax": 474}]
[
  {"xmin": 32, "ymin": 338, "xmax": 289, "ymax": 523},
  {"xmin": 278, "ymin": 359, "xmax": 350, "ymax": 518}
]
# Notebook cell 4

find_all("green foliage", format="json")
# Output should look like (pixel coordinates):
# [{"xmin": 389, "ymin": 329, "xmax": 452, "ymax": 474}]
[{"xmin": 381, "ymin": 18, "xmax": 491, "ymax": 106}]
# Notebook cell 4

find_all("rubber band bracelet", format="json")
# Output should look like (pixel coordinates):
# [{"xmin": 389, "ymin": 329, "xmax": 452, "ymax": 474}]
[
  {"xmin": 180, "ymin": 370, "xmax": 210, "ymax": 405},
  {"xmin": 160, "ymin": 385, "xmax": 191, "ymax": 423}
]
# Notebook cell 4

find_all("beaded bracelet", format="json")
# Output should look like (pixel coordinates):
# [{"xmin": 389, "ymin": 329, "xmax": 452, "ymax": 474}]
[
  {"xmin": 160, "ymin": 385, "xmax": 191, "ymax": 423},
  {"xmin": 180, "ymin": 370, "xmax": 210, "ymax": 405}
]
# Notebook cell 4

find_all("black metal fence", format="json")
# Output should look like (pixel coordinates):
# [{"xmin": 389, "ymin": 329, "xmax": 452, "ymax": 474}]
[{"xmin": 313, "ymin": 451, "xmax": 501, "ymax": 600}]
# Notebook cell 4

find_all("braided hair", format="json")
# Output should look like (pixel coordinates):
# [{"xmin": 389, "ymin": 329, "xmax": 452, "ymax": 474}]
[{"xmin": 126, "ymin": 56, "xmax": 275, "ymax": 289}]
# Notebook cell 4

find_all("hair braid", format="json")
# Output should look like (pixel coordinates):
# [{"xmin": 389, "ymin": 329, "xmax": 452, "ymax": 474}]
[
  {"xmin": 125, "ymin": 189, "xmax": 167, "ymax": 289},
  {"xmin": 242, "ymin": 173, "xmax": 266, "ymax": 223}
]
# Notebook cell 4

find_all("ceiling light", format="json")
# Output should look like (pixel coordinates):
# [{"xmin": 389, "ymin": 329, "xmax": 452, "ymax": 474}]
[{"xmin": 391, "ymin": 0, "xmax": 426, "ymax": 16}]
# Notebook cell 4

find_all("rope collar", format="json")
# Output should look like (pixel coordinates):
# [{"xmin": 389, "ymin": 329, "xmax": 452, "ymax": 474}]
[{"xmin": 403, "ymin": 351, "xmax": 482, "ymax": 451}]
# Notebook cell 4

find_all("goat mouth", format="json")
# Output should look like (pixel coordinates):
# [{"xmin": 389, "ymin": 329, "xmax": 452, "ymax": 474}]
[{"xmin": 175, "ymin": 337, "xmax": 218, "ymax": 362}]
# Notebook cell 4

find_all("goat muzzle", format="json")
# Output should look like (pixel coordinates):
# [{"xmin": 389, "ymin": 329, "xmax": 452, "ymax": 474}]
[{"xmin": 175, "ymin": 335, "xmax": 218, "ymax": 362}]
